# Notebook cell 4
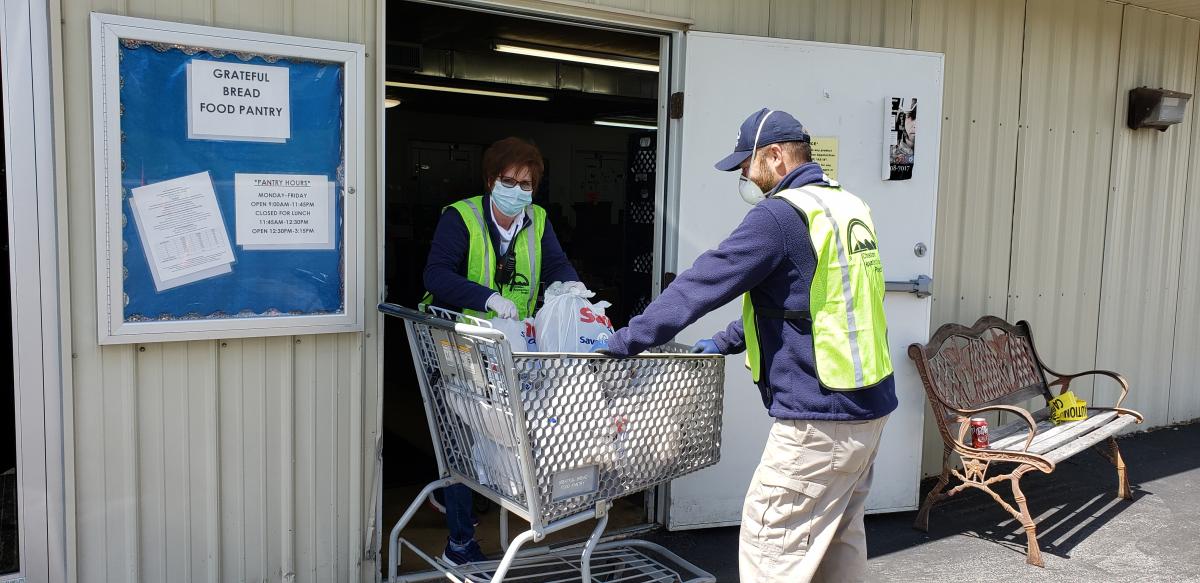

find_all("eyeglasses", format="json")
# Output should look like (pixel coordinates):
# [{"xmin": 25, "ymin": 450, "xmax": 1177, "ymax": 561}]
[{"xmin": 498, "ymin": 175, "xmax": 535, "ymax": 192}]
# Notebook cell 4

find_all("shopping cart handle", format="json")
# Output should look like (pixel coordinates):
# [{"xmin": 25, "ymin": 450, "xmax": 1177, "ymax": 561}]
[
  {"xmin": 455, "ymin": 322, "xmax": 505, "ymax": 340},
  {"xmin": 377, "ymin": 302, "xmax": 506, "ymax": 340}
]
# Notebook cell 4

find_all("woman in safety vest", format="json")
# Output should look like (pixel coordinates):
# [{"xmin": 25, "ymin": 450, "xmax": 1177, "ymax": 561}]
[{"xmin": 422, "ymin": 136, "xmax": 580, "ymax": 565}]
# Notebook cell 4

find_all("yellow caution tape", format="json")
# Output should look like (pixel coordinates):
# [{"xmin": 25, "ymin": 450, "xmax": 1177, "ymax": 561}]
[{"xmin": 1049, "ymin": 391, "xmax": 1089, "ymax": 424}]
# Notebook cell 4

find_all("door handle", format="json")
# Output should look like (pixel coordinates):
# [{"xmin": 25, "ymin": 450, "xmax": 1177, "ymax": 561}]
[{"xmin": 885, "ymin": 275, "xmax": 933, "ymax": 298}]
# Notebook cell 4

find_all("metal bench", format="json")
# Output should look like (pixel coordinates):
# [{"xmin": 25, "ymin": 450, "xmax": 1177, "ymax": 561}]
[{"xmin": 907, "ymin": 316, "xmax": 1144, "ymax": 567}]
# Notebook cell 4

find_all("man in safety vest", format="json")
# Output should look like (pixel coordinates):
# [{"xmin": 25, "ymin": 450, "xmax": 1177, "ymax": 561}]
[
  {"xmin": 596, "ymin": 109, "xmax": 896, "ymax": 582},
  {"xmin": 422, "ymin": 136, "xmax": 580, "ymax": 565}
]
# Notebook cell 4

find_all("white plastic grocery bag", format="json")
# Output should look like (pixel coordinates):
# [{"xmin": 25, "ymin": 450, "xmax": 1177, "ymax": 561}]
[
  {"xmin": 489, "ymin": 317, "xmax": 538, "ymax": 353},
  {"xmin": 534, "ymin": 282, "xmax": 615, "ymax": 353}
]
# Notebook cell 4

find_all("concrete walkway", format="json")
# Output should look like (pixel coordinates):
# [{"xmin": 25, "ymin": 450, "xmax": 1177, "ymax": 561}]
[{"xmin": 648, "ymin": 421, "xmax": 1200, "ymax": 582}]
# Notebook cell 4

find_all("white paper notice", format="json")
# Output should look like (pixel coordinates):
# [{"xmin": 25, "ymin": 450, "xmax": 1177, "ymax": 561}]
[
  {"xmin": 235, "ymin": 173, "xmax": 335, "ymax": 250},
  {"xmin": 187, "ymin": 59, "xmax": 290, "ymax": 142},
  {"xmin": 130, "ymin": 172, "xmax": 236, "ymax": 291}
]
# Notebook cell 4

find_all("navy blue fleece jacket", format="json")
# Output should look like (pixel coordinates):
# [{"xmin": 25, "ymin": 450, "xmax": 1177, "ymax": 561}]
[
  {"xmin": 423, "ymin": 194, "xmax": 579, "ymax": 313},
  {"xmin": 607, "ymin": 163, "xmax": 897, "ymax": 421}
]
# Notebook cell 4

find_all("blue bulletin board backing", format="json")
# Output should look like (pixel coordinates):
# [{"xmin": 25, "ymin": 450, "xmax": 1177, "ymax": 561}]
[{"xmin": 119, "ymin": 43, "xmax": 345, "ymax": 321}]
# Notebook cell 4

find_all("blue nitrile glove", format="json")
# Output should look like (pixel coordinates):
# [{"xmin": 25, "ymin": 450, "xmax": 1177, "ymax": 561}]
[
  {"xmin": 691, "ymin": 339, "xmax": 720, "ymax": 354},
  {"xmin": 591, "ymin": 340, "xmax": 610, "ymax": 354}
]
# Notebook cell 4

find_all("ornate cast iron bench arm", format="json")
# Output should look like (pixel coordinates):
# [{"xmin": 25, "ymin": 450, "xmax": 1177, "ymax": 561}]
[{"xmin": 952, "ymin": 404, "xmax": 1038, "ymax": 453}]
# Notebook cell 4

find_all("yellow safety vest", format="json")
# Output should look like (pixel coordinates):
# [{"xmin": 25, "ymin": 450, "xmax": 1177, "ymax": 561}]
[
  {"xmin": 743, "ymin": 184, "xmax": 893, "ymax": 390},
  {"xmin": 423, "ymin": 196, "xmax": 546, "ymax": 319}
]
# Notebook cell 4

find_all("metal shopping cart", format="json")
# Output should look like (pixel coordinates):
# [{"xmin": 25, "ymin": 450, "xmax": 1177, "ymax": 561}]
[{"xmin": 381, "ymin": 303, "xmax": 725, "ymax": 583}]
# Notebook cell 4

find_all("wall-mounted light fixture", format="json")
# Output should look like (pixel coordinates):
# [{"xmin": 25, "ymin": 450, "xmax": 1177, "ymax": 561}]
[{"xmin": 1128, "ymin": 87, "xmax": 1191, "ymax": 131}]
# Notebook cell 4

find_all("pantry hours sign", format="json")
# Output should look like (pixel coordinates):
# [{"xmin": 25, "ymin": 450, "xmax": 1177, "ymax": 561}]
[{"xmin": 188, "ymin": 59, "xmax": 291, "ymax": 142}]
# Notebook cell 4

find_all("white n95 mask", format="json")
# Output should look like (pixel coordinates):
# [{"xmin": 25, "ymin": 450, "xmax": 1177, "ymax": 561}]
[{"xmin": 738, "ymin": 110, "xmax": 776, "ymax": 206}]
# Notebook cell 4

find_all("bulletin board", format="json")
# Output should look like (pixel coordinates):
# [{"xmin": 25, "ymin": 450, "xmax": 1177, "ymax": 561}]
[{"xmin": 91, "ymin": 14, "xmax": 365, "ymax": 344}]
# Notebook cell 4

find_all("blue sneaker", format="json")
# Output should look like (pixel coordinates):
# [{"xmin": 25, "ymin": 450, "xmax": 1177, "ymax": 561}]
[{"xmin": 442, "ymin": 538, "xmax": 488, "ymax": 566}]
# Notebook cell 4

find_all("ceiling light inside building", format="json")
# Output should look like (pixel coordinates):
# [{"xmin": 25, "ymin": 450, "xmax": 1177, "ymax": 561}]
[
  {"xmin": 494, "ymin": 41, "xmax": 659, "ymax": 73},
  {"xmin": 385, "ymin": 81, "xmax": 550, "ymax": 102},
  {"xmin": 594, "ymin": 119, "xmax": 657, "ymax": 130}
]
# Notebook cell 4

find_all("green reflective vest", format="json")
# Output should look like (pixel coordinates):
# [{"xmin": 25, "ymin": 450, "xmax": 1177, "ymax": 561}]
[
  {"xmin": 424, "ymin": 196, "xmax": 546, "ymax": 320},
  {"xmin": 742, "ymin": 184, "xmax": 894, "ymax": 391}
]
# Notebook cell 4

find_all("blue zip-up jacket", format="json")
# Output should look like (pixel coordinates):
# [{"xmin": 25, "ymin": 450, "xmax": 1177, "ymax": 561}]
[
  {"xmin": 423, "ymin": 194, "xmax": 579, "ymax": 313},
  {"xmin": 607, "ymin": 163, "xmax": 897, "ymax": 421}
]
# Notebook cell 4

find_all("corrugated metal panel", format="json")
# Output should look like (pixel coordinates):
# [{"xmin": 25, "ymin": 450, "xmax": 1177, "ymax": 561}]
[
  {"xmin": 1127, "ymin": 0, "xmax": 1200, "ymax": 21},
  {"xmin": 1169, "ymin": 45, "xmax": 1200, "ymax": 425},
  {"xmin": 768, "ymin": 0, "xmax": 912, "ymax": 48},
  {"xmin": 909, "ymin": 0, "xmax": 1026, "ymax": 476},
  {"xmin": 1096, "ymin": 5, "xmax": 1198, "ymax": 428},
  {"xmin": 910, "ymin": 0, "xmax": 1026, "ymax": 330},
  {"xmin": 688, "ymin": 0, "xmax": 771, "ymax": 35},
  {"xmin": 1007, "ymin": 0, "xmax": 1124, "ymax": 404},
  {"xmin": 59, "ymin": 0, "xmax": 377, "ymax": 581}
]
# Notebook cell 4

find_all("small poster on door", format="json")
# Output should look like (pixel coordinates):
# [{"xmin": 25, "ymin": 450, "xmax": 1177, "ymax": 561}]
[
  {"xmin": 810, "ymin": 136, "xmax": 839, "ymax": 181},
  {"xmin": 883, "ymin": 97, "xmax": 917, "ymax": 181}
]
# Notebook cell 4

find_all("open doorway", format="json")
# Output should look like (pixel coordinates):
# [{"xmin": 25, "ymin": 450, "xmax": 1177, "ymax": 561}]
[
  {"xmin": 0, "ymin": 57, "xmax": 17, "ymax": 577},
  {"xmin": 380, "ymin": 0, "xmax": 666, "ymax": 570}
]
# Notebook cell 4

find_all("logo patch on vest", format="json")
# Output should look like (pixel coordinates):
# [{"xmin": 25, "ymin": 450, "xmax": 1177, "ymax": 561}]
[
  {"xmin": 506, "ymin": 272, "xmax": 531, "ymax": 293},
  {"xmin": 846, "ymin": 219, "xmax": 878, "ymax": 255}
]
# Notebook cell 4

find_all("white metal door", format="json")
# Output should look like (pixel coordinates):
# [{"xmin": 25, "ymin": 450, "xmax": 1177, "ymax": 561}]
[{"xmin": 666, "ymin": 32, "xmax": 943, "ymax": 529}]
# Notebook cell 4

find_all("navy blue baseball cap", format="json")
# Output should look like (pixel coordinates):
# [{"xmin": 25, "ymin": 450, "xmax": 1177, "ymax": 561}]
[{"xmin": 714, "ymin": 108, "xmax": 811, "ymax": 171}]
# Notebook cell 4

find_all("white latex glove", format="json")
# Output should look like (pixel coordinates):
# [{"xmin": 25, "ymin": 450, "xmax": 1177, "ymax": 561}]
[{"xmin": 486, "ymin": 293, "xmax": 519, "ymax": 320}]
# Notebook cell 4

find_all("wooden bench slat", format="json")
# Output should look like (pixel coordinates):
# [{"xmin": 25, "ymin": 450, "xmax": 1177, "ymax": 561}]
[
  {"xmin": 988, "ymin": 409, "xmax": 1117, "ymax": 453},
  {"xmin": 987, "ymin": 419, "xmax": 1054, "ymax": 450},
  {"xmin": 1043, "ymin": 415, "xmax": 1140, "ymax": 463},
  {"xmin": 985, "ymin": 408, "xmax": 1051, "ymax": 444},
  {"xmin": 1027, "ymin": 412, "xmax": 1118, "ymax": 454}
]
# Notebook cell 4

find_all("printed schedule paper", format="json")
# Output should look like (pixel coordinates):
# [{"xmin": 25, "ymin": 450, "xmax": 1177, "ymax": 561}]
[
  {"xmin": 130, "ymin": 171, "xmax": 235, "ymax": 291},
  {"xmin": 234, "ymin": 173, "xmax": 335, "ymax": 250}
]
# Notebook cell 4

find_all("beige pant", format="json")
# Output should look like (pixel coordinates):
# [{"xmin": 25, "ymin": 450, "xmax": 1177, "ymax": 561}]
[{"xmin": 739, "ymin": 416, "xmax": 888, "ymax": 583}]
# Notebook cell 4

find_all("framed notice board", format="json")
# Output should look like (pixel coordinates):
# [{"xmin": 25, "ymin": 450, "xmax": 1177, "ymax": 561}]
[{"xmin": 90, "ymin": 14, "xmax": 365, "ymax": 344}]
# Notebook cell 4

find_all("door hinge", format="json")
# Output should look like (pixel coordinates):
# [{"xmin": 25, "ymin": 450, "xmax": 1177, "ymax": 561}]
[{"xmin": 669, "ymin": 92, "xmax": 684, "ymax": 119}]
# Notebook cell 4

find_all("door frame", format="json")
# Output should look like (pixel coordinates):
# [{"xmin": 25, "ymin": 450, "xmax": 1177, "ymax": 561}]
[
  {"xmin": 374, "ymin": 0, "xmax": 690, "ymax": 550},
  {"xmin": 0, "ymin": 0, "xmax": 69, "ymax": 581}
]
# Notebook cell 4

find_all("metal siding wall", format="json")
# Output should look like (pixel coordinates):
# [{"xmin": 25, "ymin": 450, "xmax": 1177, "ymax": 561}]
[
  {"xmin": 690, "ymin": 0, "xmax": 771, "ymax": 35},
  {"xmin": 768, "ymin": 0, "xmax": 912, "ymax": 48},
  {"xmin": 1007, "ymin": 0, "xmax": 1123, "ymax": 403},
  {"xmin": 59, "ymin": 0, "xmax": 378, "ymax": 581},
  {"xmin": 1170, "ymin": 30, "xmax": 1200, "ymax": 425},
  {"xmin": 909, "ymin": 0, "xmax": 1026, "ymax": 475},
  {"xmin": 1096, "ymin": 5, "xmax": 1198, "ymax": 428},
  {"xmin": 911, "ymin": 0, "xmax": 1026, "ymax": 330}
]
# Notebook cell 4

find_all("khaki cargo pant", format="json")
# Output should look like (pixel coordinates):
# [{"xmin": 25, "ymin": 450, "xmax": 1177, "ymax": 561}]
[{"xmin": 739, "ymin": 416, "xmax": 888, "ymax": 583}]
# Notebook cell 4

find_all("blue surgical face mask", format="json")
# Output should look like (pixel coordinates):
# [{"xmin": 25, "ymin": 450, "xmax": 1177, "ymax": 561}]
[{"xmin": 491, "ymin": 182, "xmax": 532, "ymax": 217}]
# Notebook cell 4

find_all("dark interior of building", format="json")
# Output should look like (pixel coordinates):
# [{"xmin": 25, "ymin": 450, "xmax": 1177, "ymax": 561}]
[
  {"xmin": 378, "ymin": 1, "xmax": 665, "ymax": 569},
  {"xmin": 1, "ymin": 66, "xmax": 19, "ymax": 575}
]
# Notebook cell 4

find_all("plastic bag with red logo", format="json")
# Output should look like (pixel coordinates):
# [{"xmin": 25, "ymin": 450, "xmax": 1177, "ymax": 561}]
[
  {"xmin": 534, "ymin": 282, "xmax": 615, "ymax": 353},
  {"xmin": 489, "ymin": 317, "xmax": 538, "ymax": 353}
]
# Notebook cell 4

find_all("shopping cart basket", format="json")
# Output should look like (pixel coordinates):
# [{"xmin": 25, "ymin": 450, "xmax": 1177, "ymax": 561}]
[{"xmin": 381, "ymin": 303, "xmax": 725, "ymax": 583}]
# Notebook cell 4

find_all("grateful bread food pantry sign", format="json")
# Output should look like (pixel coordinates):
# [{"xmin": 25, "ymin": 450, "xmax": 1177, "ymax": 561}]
[{"xmin": 188, "ymin": 59, "xmax": 291, "ymax": 142}]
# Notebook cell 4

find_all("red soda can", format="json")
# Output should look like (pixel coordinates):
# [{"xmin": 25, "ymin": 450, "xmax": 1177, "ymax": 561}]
[{"xmin": 970, "ymin": 417, "xmax": 989, "ymax": 449}]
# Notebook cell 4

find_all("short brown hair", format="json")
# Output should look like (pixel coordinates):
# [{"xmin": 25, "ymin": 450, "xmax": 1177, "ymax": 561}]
[
  {"xmin": 778, "ymin": 141, "xmax": 812, "ymax": 164},
  {"xmin": 482, "ymin": 137, "xmax": 545, "ymax": 191}
]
